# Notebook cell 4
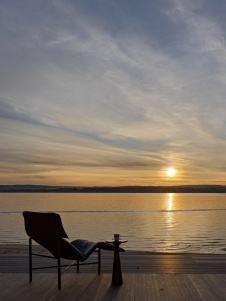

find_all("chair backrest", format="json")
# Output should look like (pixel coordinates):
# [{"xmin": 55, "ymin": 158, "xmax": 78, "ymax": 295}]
[
  {"xmin": 23, "ymin": 211, "xmax": 83, "ymax": 260},
  {"xmin": 23, "ymin": 211, "xmax": 68, "ymax": 240}
]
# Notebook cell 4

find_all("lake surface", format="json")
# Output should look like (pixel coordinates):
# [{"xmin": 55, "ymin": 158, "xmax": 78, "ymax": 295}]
[{"xmin": 1, "ymin": 193, "xmax": 226, "ymax": 254}]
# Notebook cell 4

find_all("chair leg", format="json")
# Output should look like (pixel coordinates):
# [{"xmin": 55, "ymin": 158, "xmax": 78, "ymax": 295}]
[
  {"xmin": 57, "ymin": 241, "xmax": 61, "ymax": 289},
  {"xmin": 29, "ymin": 238, "xmax": 32, "ymax": 282},
  {"xmin": 57, "ymin": 256, "xmax": 61, "ymax": 289},
  {"xmin": 98, "ymin": 248, "xmax": 101, "ymax": 275},
  {"xmin": 77, "ymin": 260, "xmax": 79, "ymax": 273}
]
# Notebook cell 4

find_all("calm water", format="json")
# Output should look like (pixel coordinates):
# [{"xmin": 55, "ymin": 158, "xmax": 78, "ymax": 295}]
[{"xmin": 1, "ymin": 193, "xmax": 226, "ymax": 254}]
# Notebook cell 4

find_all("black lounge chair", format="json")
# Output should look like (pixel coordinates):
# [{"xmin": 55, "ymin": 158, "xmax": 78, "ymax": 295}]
[{"xmin": 23, "ymin": 211, "xmax": 117, "ymax": 289}]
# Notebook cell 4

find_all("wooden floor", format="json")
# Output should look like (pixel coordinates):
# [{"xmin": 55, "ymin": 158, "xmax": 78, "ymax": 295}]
[
  {"xmin": 1, "ymin": 253, "xmax": 226, "ymax": 274},
  {"xmin": 1, "ymin": 273, "xmax": 226, "ymax": 300},
  {"xmin": 1, "ymin": 253, "xmax": 226, "ymax": 300}
]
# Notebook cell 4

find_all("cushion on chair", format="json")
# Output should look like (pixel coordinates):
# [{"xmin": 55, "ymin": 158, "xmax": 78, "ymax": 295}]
[{"xmin": 71, "ymin": 239, "xmax": 124, "ymax": 260}]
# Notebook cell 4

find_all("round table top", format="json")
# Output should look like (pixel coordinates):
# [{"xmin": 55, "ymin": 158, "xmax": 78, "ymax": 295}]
[{"xmin": 106, "ymin": 239, "xmax": 127, "ymax": 244}]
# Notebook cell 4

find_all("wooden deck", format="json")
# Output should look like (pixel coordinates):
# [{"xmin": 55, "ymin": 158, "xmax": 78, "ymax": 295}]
[
  {"xmin": 1, "ymin": 273, "xmax": 226, "ymax": 300},
  {"xmin": 1, "ymin": 252, "xmax": 226, "ymax": 274},
  {"xmin": 1, "ymin": 252, "xmax": 226, "ymax": 300}
]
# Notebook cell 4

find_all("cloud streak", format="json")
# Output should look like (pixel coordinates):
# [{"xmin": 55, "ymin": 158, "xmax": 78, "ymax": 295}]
[{"xmin": 0, "ymin": 0, "xmax": 226, "ymax": 185}]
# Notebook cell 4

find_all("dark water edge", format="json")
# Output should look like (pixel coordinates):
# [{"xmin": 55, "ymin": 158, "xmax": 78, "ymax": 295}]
[{"xmin": 1, "ymin": 184, "xmax": 226, "ymax": 193}]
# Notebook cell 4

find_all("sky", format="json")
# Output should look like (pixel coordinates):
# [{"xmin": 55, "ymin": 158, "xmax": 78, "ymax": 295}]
[{"xmin": 1, "ymin": 0, "xmax": 226, "ymax": 187}]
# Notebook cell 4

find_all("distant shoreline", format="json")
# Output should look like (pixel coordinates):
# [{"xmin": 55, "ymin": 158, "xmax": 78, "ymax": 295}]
[{"xmin": 1, "ymin": 184, "xmax": 226, "ymax": 193}]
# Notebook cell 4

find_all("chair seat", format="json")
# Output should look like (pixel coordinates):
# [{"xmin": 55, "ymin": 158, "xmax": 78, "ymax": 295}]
[
  {"xmin": 71, "ymin": 239, "xmax": 124, "ymax": 261},
  {"xmin": 71, "ymin": 239, "xmax": 115, "ymax": 260}
]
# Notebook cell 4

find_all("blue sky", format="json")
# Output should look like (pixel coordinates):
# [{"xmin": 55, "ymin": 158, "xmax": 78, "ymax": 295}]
[{"xmin": 1, "ymin": 0, "xmax": 226, "ymax": 186}]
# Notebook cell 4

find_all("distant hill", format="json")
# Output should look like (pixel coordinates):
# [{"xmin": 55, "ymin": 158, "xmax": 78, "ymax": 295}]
[{"xmin": 1, "ymin": 184, "xmax": 226, "ymax": 193}]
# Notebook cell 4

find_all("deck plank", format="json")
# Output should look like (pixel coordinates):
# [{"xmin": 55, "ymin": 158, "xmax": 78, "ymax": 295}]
[
  {"xmin": 1, "ymin": 273, "xmax": 226, "ymax": 301},
  {"xmin": 2, "ymin": 253, "xmax": 226, "ymax": 274},
  {"xmin": 157, "ymin": 274, "xmax": 183, "ymax": 301},
  {"xmin": 172, "ymin": 274, "xmax": 203, "ymax": 301},
  {"xmin": 143, "ymin": 274, "xmax": 162, "ymax": 301},
  {"xmin": 188, "ymin": 274, "xmax": 222, "ymax": 301},
  {"xmin": 201, "ymin": 274, "xmax": 226, "ymax": 301}
]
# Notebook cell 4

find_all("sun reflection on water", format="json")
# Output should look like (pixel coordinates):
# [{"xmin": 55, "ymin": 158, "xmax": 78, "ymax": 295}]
[
  {"xmin": 165, "ymin": 193, "xmax": 175, "ymax": 250},
  {"xmin": 167, "ymin": 193, "xmax": 174, "ymax": 211}
]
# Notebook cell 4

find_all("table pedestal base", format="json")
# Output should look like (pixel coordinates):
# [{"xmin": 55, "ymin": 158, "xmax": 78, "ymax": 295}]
[
  {"xmin": 112, "ymin": 242, "xmax": 123, "ymax": 285},
  {"xmin": 106, "ymin": 239, "xmax": 127, "ymax": 286}
]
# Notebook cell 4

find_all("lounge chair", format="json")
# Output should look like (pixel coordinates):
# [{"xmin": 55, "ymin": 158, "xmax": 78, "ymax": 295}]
[{"xmin": 23, "ymin": 211, "xmax": 117, "ymax": 289}]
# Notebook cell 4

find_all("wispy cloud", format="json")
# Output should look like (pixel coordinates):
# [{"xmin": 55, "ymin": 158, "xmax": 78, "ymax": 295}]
[{"xmin": 0, "ymin": 0, "xmax": 226, "ymax": 185}]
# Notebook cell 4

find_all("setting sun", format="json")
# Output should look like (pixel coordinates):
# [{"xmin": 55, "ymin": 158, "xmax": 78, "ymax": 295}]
[{"xmin": 167, "ymin": 168, "xmax": 176, "ymax": 177}]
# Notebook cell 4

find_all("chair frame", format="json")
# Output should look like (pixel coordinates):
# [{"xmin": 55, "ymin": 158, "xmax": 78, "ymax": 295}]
[{"xmin": 28, "ymin": 237, "xmax": 101, "ymax": 289}]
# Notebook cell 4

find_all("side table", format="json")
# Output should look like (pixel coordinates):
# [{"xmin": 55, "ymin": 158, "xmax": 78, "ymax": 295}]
[{"xmin": 106, "ymin": 239, "xmax": 127, "ymax": 285}]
